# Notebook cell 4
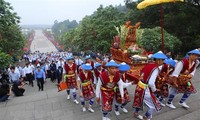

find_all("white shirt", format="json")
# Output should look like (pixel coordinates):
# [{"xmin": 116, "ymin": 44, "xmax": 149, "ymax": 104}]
[
  {"xmin": 143, "ymin": 67, "xmax": 160, "ymax": 110},
  {"xmin": 24, "ymin": 66, "xmax": 33, "ymax": 74},
  {"xmin": 171, "ymin": 60, "xmax": 199, "ymax": 77},
  {"xmin": 9, "ymin": 71, "xmax": 20, "ymax": 83},
  {"xmin": 75, "ymin": 59, "xmax": 83, "ymax": 66},
  {"xmin": 45, "ymin": 64, "xmax": 50, "ymax": 71},
  {"xmin": 146, "ymin": 67, "xmax": 159, "ymax": 93},
  {"xmin": 93, "ymin": 69, "xmax": 102, "ymax": 85},
  {"xmin": 56, "ymin": 61, "xmax": 64, "ymax": 69},
  {"xmin": 57, "ymin": 61, "xmax": 66, "ymax": 73},
  {"xmin": 30, "ymin": 64, "xmax": 35, "ymax": 73},
  {"xmin": 8, "ymin": 67, "xmax": 20, "ymax": 75}
]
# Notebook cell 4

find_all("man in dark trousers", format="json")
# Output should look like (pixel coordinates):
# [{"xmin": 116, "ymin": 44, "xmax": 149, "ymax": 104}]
[
  {"xmin": 34, "ymin": 66, "xmax": 46, "ymax": 91},
  {"xmin": 56, "ymin": 66, "xmax": 63, "ymax": 84},
  {"xmin": 50, "ymin": 61, "xmax": 57, "ymax": 82}
]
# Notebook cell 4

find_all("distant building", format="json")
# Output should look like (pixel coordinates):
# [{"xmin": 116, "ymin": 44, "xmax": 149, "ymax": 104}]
[
  {"xmin": 21, "ymin": 28, "xmax": 29, "ymax": 35},
  {"xmin": 46, "ymin": 28, "xmax": 52, "ymax": 34}
]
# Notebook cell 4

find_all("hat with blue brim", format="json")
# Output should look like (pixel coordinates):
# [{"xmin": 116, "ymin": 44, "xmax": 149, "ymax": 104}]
[
  {"xmin": 66, "ymin": 56, "xmax": 74, "ymax": 60},
  {"xmin": 118, "ymin": 62, "xmax": 130, "ymax": 71},
  {"xmin": 105, "ymin": 60, "xmax": 119, "ymax": 67},
  {"xmin": 81, "ymin": 63, "xmax": 92, "ymax": 70},
  {"xmin": 184, "ymin": 54, "xmax": 189, "ymax": 58},
  {"xmin": 85, "ymin": 55, "xmax": 91, "ymax": 60},
  {"xmin": 151, "ymin": 51, "xmax": 168, "ymax": 59},
  {"xmin": 95, "ymin": 62, "xmax": 101, "ymax": 68},
  {"xmin": 187, "ymin": 49, "xmax": 200, "ymax": 55},
  {"xmin": 164, "ymin": 59, "xmax": 176, "ymax": 67}
]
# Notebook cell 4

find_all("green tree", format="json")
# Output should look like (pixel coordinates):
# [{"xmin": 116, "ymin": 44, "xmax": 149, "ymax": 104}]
[
  {"xmin": 52, "ymin": 19, "xmax": 78, "ymax": 35},
  {"xmin": 0, "ymin": 51, "xmax": 12, "ymax": 69},
  {"xmin": 60, "ymin": 5, "xmax": 126, "ymax": 53},
  {"xmin": 0, "ymin": 0, "xmax": 25, "ymax": 57},
  {"xmin": 136, "ymin": 27, "xmax": 182, "ymax": 53}
]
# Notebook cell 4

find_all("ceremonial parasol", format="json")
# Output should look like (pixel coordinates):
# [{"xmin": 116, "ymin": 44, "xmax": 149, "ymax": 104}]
[{"xmin": 137, "ymin": 0, "xmax": 184, "ymax": 52}]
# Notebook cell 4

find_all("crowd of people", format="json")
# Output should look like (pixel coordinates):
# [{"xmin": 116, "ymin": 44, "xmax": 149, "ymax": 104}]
[
  {"xmin": 0, "ymin": 48, "xmax": 200, "ymax": 120},
  {"xmin": 0, "ymin": 51, "xmax": 110, "ymax": 101}
]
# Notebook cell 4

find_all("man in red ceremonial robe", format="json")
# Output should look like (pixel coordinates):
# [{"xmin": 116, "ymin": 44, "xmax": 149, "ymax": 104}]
[
  {"xmin": 166, "ymin": 49, "xmax": 200, "ymax": 109},
  {"xmin": 93, "ymin": 62, "xmax": 104, "ymax": 86},
  {"xmin": 96, "ymin": 60, "xmax": 125, "ymax": 120},
  {"xmin": 133, "ymin": 51, "xmax": 167, "ymax": 120},
  {"xmin": 155, "ymin": 58, "xmax": 175, "ymax": 107},
  {"xmin": 114, "ymin": 62, "xmax": 133, "ymax": 116},
  {"xmin": 77, "ymin": 63, "xmax": 95, "ymax": 113},
  {"xmin": 64, "ymin": 56, "xmax": 79, "ymax": 104}
]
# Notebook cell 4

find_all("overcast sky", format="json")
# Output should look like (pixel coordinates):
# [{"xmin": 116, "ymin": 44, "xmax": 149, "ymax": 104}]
[{"xmin": 5, "ymin": 0, "xmax": 125, "ymax": 25}]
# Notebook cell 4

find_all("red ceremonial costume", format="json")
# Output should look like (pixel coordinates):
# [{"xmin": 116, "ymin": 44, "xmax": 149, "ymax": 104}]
[
  {"xmin": 177, "ymin": 58, "xmax": 197, "ymax": 94},
  {"xmin": 100, "ymin": 71, "xmax": 120, "ymax": 112},
  {"xmin": 133, "ymin": 63, "xmax": 161, "ymax": 111},
  {"xmin": 115, "ymin": 73, "xmax": 130, "ymax": 104},
  {"xmin": 64, "ymin": 63, "xmax": 77, "ymax": 89},
  {"xmin": 94, "ymin": 68, "xmax": 105, "ymax": 82},
  {"xmin": 155, "ymin": 64, "xmax": 173, "ymax": 98},
  {"xmin": 79, "ymin": 71, "xmax": 95, "ymax": 101}
]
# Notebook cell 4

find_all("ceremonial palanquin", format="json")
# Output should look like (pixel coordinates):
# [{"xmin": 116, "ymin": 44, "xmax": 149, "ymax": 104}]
[{"xmin": 111, "ymin": 21, "xmax": 148, "ymax": 84}]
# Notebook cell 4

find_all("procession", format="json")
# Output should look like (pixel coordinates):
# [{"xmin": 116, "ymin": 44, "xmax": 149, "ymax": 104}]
[
  {"xmin": 1, "ymin": 0, "xmax": 200, "ymax": 120},
  {"xmin": 1, "ymin": 40, "xmax": 200, "ymax": 120}
]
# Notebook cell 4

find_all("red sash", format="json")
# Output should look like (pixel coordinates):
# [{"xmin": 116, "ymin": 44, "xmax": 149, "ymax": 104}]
[
  {"xmin": 177, "ymin": 58, "xmax": 197, "ymax": 93},
  {"xmin": 64, "ymin": 63, "xmax": 77, "ymax": 89},
  {"xmin": 133, "ymin": 62, "xmax": 161, "ymax": 111},
  {"xmin": 100, "ymin": 71, "xmax": 120, "ymax": 112},
  {"xmin": 115, "ymin": 73, "xmax": 130, "ymax": 104},
  {"xmin": 79, "ymin": 71, "xmax": 95, "ymax": 101}
]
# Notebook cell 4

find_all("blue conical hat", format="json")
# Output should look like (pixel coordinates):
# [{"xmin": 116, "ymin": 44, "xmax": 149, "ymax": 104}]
[
  {"xmin": 187, "ymin": 49, "xmax": 200, "ymax": 55},
  {"xmin": 66, "ymin": 56, "xmax": 74, "ymax": 60},
  {"xmin": 151, "ymin": 51, "xmax": 168, "ymax": 59},
  {"xmin": 81, "ymin": 63, "xmax": 92, "ymax": 70},
  {"xmin": 105, "ymin": 60, "xmax": 119, "ymax": 67},
  {"xmin": 164, "ymin": 58, "xmax": 176, "ymax": 67},
  {"xmin": 118, "ymin": 62, "xmax": 130, "ymax": 71},
  {"xmin": 94, "ymin": 62, "xmax": 101, "ymax": 68},
  {"xmin": 85, "ymin": 55, "xmax": 91, "ymax": 60}
]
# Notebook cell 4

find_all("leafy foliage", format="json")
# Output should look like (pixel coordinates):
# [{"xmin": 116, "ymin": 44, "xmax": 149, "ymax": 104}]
[
  {"xmin": 0, "ymin": 51, "xmax": 12, "ymax": 69},
  {"xmin": 0, "ymin": 0, "xmax": 25, "ymax": 57},
  {"xmin": 52, "ymin": 19, "xmax": 78, "ymax": 35},
  {"xmin": 136, "ymin": 27, "xmax": 182, "ymax": 53},
  {"xmin": 59, "ymin": 5, "xmax": 126, "ymax": 53}
]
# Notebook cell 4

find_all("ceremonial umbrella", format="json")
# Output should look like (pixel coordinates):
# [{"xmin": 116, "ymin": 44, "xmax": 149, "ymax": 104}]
[{"xmin": 137, "ymin": 0, "xmax": 184, "ymax": 52}]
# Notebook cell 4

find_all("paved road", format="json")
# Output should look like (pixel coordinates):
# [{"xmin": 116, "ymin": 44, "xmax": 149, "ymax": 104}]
[
  {"xmin": 0, "ymin": 68, "xmax": 199, "ymax": 120},
  {"xmin": 30, "ymin": 30, "xmax": 58, "ymax": 53}
]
